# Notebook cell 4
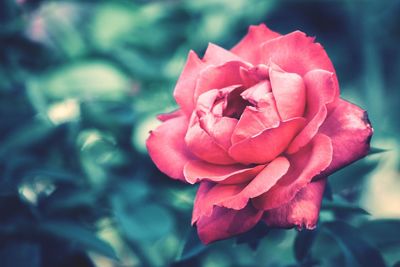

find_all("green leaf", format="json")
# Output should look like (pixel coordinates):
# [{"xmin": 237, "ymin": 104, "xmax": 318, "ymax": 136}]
[
  {"xmin": 113, "ymin": 196, "xmax": 173, "ymax": 242},
  {"xmin": 179, "ymin": 226, "xmax": 206, "ymax": 261},
  {"xmin": 294, "ymin": 229, "xmax": 318, "ymax": 263},
  {"xmin": 321, "ymin": 196, "xmax": 369, "ymax": 215},
  {"xmin": 0, "ymin": 121, "xmax": 54, "ymax": 158},
  {"xmin": 40, "ymin": 221, "xmax": 118, "ymax": 260},
  {"xmin": 32, "ymin": 61, "xmax": 130, "ymax": 100},
  {"xmin": 0, "ymin": 241, "xmax": 40, "ymax": 267},
  {"xmin": 360, "ymin": 219, "xmax": 400, "ymax": 248},
  {"xmin": 236, "ymin": 222, "xmax": 270, "ymax": 250},
  {"xmin": 329, "ymin": 159, "xmax": 378, "ymax": 193},
  {"xmin": 368, "ymin": 147, "xmax": 388, "ymax": 155},
  {"xmin": 322, "ymin": 221, "xmax": 386, "ymax": 267}
]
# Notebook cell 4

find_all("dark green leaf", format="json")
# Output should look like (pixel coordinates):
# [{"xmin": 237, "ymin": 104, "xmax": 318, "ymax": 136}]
[
  {"xmin": 40, "ymin": 221, "xmax": 117, "ymax": 260},
  {"xmin": 113, "ymin": 196, "xmax": 173, "ymax": 242},
  {"xmin": 179, "ymin": 226, "xmax": 206, "ymax": 261},
  {"xmin": 329, "ymin": 160, "xmax": 378, "ymax": 194},
  {"xmin": 368, "ymin": 147, "xmax": 388, "ymax": 155},
  {"xmin": 321, "ymin": 196, "xmax": 369, "ymax": 215},
  {"xmin": 360, "ymin": 219, "xmax": 400, "ymax": 248},
  {"xmin": 0, "ymin": 241, "xmax": 40, "ymax": 267},
  {"xmin": 322, "ymin": 221, "xmax": 386, "ymax": 267},
  {"xmin": 236, "ymin": 222, "xmax": 270, "ymax": 250},
  {"xmin": 294, "ymin": 229, "xmax": 318, "ymax": 262}
]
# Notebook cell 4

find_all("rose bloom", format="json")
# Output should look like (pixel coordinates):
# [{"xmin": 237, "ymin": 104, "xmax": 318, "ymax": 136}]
[{"xmin": 146, "ymin": 24, "xmax": 373, "ymax": 244}]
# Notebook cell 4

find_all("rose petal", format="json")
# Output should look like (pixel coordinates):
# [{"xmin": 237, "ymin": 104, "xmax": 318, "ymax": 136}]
[
  {"xmin": 185, "ymin": 115, "xmax": 235, "ymax": 165},
  {"xmin": 218, "ymin": 157, "xmax": 290, "ymax": 210},
  {"xmin": 263, "ymin": 178, "xmax": 327, "ymax": 229},
  {"xmin": 229, "ymin": 117, "xmax": 306, "ymax": 164},
  {"xmin": 203, "ymin": 115, "xmax": 238, "ymax": 150},
  {"xmin": 194, "ymin": 61, "xmax": 249, "ymax": 101},
  {"xmin": 184, "ymin": 160, "xmax": 265, "ymax": 184},
  {"xmin": 261, "ymin": 31, "xmax": 335, "ymax": 76},
  {"xmin": 269, "ymin": 66, "xmax": 306, "ymax": 120},
  {"xmin": 319, "ymin": 99, "xmax": 373, "ymax": 176},
  {"xmin": 231, "ymin": 23, "xmax": 280, "ymax": 64},
  {"xmin": 231, "ymin": 94, "xmax": 281, "ymax": 144},
  {"xmin": 239, "ymin": 64, "xmax": 269, "ymax": 87},
  {"xmin": 196, "ymin": 204, "xmax": 263, "ymax": 244},
  {"xmin": 253, "ymin": 133, "xmax": 332, "ymax": 210},
  {"xmin": 192, "ymin": 182, "xmax": 213, "ymax": 224},
  {"xmin": 203, "ymin": 43, "xmax": 243, "ymax": 65},
  {"xmin": 173, "ymin": 50, "xmax": 206, "ymax": 115},
  {"xmin": 146, "ymin": 116, "xmax": 193, "ymax": 181},
  {"xmin": 157, "ymin": 109, "xmax": 183, "ymax": 122},
  {"xmin": 287, "ymin": 70, "xmax": 339, "ymax": 154},
  {"xmin": 240, "ymin": 80, "xmax": 272, "ymax": 106},
  {"xmin": 191, "ymin": 182, "xmax": 243, "ymax": 224}
]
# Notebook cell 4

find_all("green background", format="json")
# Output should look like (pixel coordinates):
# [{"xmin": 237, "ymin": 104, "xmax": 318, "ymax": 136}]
[{"xmin": 0, "ymin": 0, "xmax": 399, "ymax": 266}]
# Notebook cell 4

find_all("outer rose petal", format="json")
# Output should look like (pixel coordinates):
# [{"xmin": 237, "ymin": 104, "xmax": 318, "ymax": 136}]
[
  {"xmin": 229, "ymin": 117, "xmax": 305, "ymax": 164},
  {"xmin": 188, "ymin": 158, "xmax": 288, "ymax": 217},
  {"xmin": 196, "ymin": 204, "xmax": 263, "ymax": 244},
  {"xmin": 146, "ymin": 116, "xmax": 192, "ymax": 181},
  {"xmin": 218, "ymin": 157, "xmax": 290, "ymax": 210},
  {"xmin": 319, "ymin": 99, "xmax": 373, "ymax": 176},
  {"xmin": 263, "ymin": 178, "xmax": 326, "ymax": 229},
  {"xmin": 203, "ymin": 43, "xmax": 243, "ymax": 65},
  {"xmin": 287, "ymin": 69, "xmax": 339, "ymax": 154},
  {"xmin": 157, "ymin": 109, "xmax": 183, "ymax": 122},
  {"xmin": 269, "ymin": 66, "xmax": 306, "ymax": 120},
  {"xmin": 191, "ymin": 182, "xmax": 243, "ymax": 224},
  {"xmin": 231, "ymin": 23, "xmax": 280, "ymax": 64},
  {"xmin": 261, "ymin": 31, "xmax": 335, "ymax": 76},
  {"xmin": 173, "ymin": 51, "xmax": 206, "ymax": 115},
  {"xmin": 253, "ymin": 133, "xmax": 332, "ymax": 210},
  {"xmin": 184, "ymin": 160, "xmax": 265, "ymax": 184}
]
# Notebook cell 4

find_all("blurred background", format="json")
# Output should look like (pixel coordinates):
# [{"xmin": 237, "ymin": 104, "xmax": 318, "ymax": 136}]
[{"xmin": 0, "ymin": 0, "xmax": 399, "ymax": 266}]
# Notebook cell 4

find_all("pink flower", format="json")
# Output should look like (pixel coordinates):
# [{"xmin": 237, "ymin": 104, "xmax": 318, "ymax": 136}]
[{"xmin": 146, "ymin": 24, "xmax": 373, "ymax": 244}]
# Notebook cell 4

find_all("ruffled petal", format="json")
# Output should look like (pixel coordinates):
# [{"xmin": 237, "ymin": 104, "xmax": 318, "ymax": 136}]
[
  {"xmin": 184, "ymin": 160, "xmax": 265, "ymax": 184},
  {"xmin": 173, "ymin": 51, "xmax": 206, "ymax": 115},
  {"xmin": 261, "ymin": 31, "xmax": 335, "ymax": 76},
  {"xmin": 196, "ymin": 204, "xmax": 263, "ymax": 244},
  {"xmin": 194, "ymin": 61, "xmax": 249, "ymax": 101},
  {"xmin": 231, "ymin": 82, "xmax": 280, "ymax": 144},
  {"xmin": 231, "ymin": 23, "xmax": 280, "ymax": 64},
  {"xmin": 146, "ymin": 116, "xmax": 193, "ymax": 181},
  {"xmin": 185, "ymin": 115, "xmax": 235, "ymax": 165},
  {"xmin": 191, "ymin": 182, "xmax": 243, "ymax": 224},
  {"xmin": 263, "ymin": 178, "xmax": 326, "ymax": 229},
  {"xmin": 287, "ymin": 69, "xmax": 339, "ymax": 154},
  {"xmin": 157, "ymin": 109, "xmax": 183, "ymax": 122},
  {"xmin": 218, "ymin": 157, "xmax": 290, "ymax": 210},
  {"xmin": 203, "ymin": 43, "xmax": 243, "ymax": 65},
  {"xmin": 269, "ymin": 66, "xmax": 306, "ymax": 120},
  {"xmin": 319, "ymin": 99, "xmax": 373, "ymax": 176},
  {"xmin": 203, "ymin": 115, "xmax": 237, "ymax": 150},
  {"xmin": 253, "ymin": 133, "xmax": 332, "ymax": 210},
  {"xmin": 229, "ymin": 118, "xmax": 306, "ymax": 164},
  {"xmin": 239, "ymin": 64, "xmax": 269, "ymax": 87},
  {"xmin": 240, "ymin": 80, "xmax": 272, "ymax": 106},
  {"xmin": 231, "ymin": 99, "xmax": 280, "ymax": 144}
]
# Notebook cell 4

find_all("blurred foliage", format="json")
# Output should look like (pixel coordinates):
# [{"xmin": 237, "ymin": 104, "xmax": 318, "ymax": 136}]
[{"xmin": 0, "ymin": 0, "xmax": 399, "ymax": 266}]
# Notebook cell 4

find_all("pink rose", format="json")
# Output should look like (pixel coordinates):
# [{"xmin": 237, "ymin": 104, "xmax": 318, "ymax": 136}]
[{"xmin": 146, "ymin": 24, "xmax": 373, "ymax": 244}]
